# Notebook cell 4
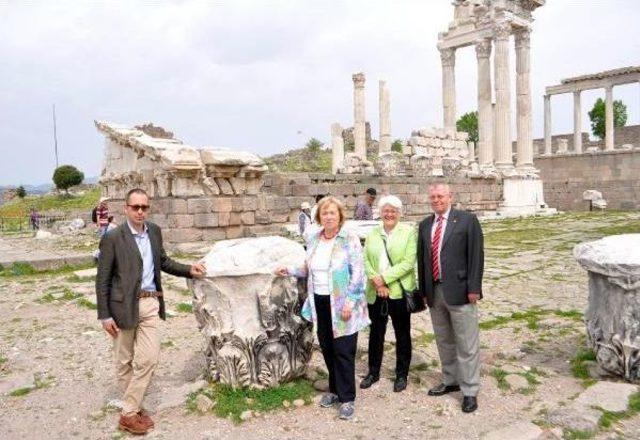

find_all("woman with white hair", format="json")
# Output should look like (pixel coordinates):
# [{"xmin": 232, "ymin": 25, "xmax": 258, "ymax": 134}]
[{"xmin": 360, "ymin": 194, "xmax": 417, "ymax": 393}]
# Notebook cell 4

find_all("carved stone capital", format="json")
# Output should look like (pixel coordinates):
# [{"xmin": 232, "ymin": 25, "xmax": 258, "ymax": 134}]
[
  {"xmin": 440, "ymin": 48, "xmax": 456, "ymax": 67},
  {"xmin": 514, "ymin": 28, "xmax": 531, "ymax": 50},
  {"xmin": 475, "ymin": 38, "xmax": 492, "ymax": 59},
  {"xmin": 352, "ymin": 72, "xmax": 366, "ymax": 87},
  {"xmin": 494, "ymin": 21, "xmax": 512, "ymax": 41}
]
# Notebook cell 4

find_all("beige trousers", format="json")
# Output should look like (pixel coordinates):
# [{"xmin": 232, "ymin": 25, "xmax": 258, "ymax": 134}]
[
  {"xmin": 429, "ymin": 284, "xmax": 480, "ymax": 396},
  {"xmin": 113, "ymin": 297, "xmax": 161, "ymax": 416}
]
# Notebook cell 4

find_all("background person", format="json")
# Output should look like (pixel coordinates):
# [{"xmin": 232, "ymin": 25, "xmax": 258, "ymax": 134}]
[
  {"xmin": 275, "ymin": 196, "xmax": 369, "ymax": 420},
  {"xmin": 354, "ymin": 188, "xmax": 377, "ymax": 220},
  {"xmin": 361, "ymin": 195, "xmax": 416, "ymax": 393}
]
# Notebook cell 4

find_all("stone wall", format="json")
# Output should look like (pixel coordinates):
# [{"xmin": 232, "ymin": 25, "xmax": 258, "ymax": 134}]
[
  {"xmin": 522, "ymin": 124, "xmax": 640, "ymax": 155},
  {"xmin": 106, "ymin": 174, "xmax": 503, "ymax": 244},
  {"xmin": 534, "ymin": 149, "xmax": 640, "ymax": 210}
]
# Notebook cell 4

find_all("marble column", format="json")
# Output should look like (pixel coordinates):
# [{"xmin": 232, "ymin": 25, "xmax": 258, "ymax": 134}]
[
  {"xmin": 440, "ymin": 48, "xmax": 457, "ymax": 131},
  {"xmin": 475, "ymin": 38, "xmax": 494, "ymax": 169},
  {"xmin": 573, "ymin": 90, "xmax": 583, "ymax": 154},
  {"xmin": 352, "ymin": 72, "xmax": 367, "ymax": 159},
  {"xmin": 544, "ymin": 95, "xmax": 552, "ymax": 155},
  {"xmin": 331, "ymin": 123, "xmax": 344, "ymax": 174},
  {"xmin": 493, "ymin": 22, "xmax": 514, "ymax": 172},
  {"xmin": 379, "ymin": 80, "xmax": 391, "ymax": 154},
  {"xmin": 515, "ymin": 29, "xmax": 534, "ymax": 171},
  {"xmin": 605, "ymin": 85, "xmax": 614, "ymax": 151}
]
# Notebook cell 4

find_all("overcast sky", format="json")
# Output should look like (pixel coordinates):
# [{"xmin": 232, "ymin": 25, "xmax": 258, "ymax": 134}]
[{"xmin": 1, "ymin": 0, "xmax": 639, "ymax": 186}]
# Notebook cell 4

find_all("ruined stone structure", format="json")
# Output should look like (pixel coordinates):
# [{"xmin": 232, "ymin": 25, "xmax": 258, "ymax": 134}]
[
  {"xmin": 190, "ymin": 236, "xmax": 313, "ymax": 388},
  {"xmin": 544, "ymin": 66, "xmax": 640, "ymax": 154},
  {"xmin": 575, "ymin": 234, "xmax": 640, "ymax": 382},
  {"xmin": 379, "ymin": 80, "xmax": 392, "ymax": 154}
]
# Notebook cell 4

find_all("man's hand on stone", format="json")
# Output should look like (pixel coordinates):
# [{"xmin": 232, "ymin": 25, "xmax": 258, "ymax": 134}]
[
  {"xmin": 102, "ymin": 318, "xmax": 119, "ymax": 338},
  {"xmin": 468, "ymin": 293, "xmax": 481, "ymax": 304},
  {"xmin": 190, "ymin": 263, "xmax": 207, "ymax": 279}
]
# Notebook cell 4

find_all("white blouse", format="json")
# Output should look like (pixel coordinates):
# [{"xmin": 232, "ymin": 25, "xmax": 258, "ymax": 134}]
[{"xmin": 309, "ymin": 237, "xmax": 335, "ymax": 296}]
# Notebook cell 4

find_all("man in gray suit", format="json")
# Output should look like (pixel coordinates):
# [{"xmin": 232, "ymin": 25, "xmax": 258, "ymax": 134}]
[
  {"xmin": 96, "ymin": 188, "xmax": 206, "ymax": 434},
  {"xmin": 417, "ymin": 183, "xmax": 484, "ymax": 413}
]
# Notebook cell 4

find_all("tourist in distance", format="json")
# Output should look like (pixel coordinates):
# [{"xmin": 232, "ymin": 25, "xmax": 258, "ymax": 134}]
[
  {"xmin": 353, "ymin": 187, "xmax": 377, "ymax": 220},
  {"xmin": 274, "ymin": 196, "xmax": 370, "ymax": 420},
  {"xmin": 361, "ymin": 195, "xmax": 417, "ymax": 393},
  {"xmin": 96, "ymin": 188, "xmax": 206, "ymax": 435},
  {"xmin": 298, "ymin": 201, "xmax": 312, "ymax": 236},
  {"xmin": 310, "ymin": 194, "xmax": 325, "ymax": 224},
  {"xmin": 417, "ymin": 183, "xmax": 484, "ymax": 413},
  {"xmin": 95, "ymin": 197, "xmax": 110, "ymax": 238}
]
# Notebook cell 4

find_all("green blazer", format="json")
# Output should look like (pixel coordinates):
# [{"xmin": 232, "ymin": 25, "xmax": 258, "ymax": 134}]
[{"xmin": 363, "ymin": 222, "xmax": 418, "ymax": 304}]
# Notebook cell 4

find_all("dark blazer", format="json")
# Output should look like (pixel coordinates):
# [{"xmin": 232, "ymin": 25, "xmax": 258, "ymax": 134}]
[
  {"xmin": 96, "ymin": 221, "xmax": 192, "ymax": 329},
  {"xmin": 417, "ymin": 208, "xmax": 484, "ymax": 307}
]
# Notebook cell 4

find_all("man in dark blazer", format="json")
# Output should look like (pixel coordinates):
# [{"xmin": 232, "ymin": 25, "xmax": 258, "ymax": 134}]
[
  {"xmin": 96, "ymin": 188, "xmax": 206, "ymax": 434},
  {"xmin": 417, "ymin": 183, "xmax": 484, "ymax": 413}
]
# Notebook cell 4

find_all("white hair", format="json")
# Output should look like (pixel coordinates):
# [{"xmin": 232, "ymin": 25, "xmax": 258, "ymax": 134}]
[{"xmin": 378, "ymin": 194, "xmax": 403, "ymax": 214}]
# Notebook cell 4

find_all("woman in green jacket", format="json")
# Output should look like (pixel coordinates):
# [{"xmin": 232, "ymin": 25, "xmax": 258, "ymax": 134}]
[{"xmin": 360, "ymin": 195, "xmax": 417, "ymax": 393}]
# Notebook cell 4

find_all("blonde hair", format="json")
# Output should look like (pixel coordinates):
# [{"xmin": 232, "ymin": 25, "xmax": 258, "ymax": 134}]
[{"xmin": 315, "ymin": 196, "xmax": 347, "ymax": 228}]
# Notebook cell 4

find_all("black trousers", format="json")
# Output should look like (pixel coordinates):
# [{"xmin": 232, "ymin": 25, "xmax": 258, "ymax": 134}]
[
  {"xmin": 367, "ymin": 296, "xmax": 412, "ymax": 379},
  {"xmin": 314, "ymin": 294, "xmax": 358, "ymax": 403}
]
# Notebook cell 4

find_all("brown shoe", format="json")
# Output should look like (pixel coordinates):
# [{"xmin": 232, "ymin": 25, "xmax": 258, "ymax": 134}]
[
  {"xmin": 138, "ymin": 409, "xmax": 154, "ymax": 430},
  {"xmin": 118, "ymin": 413, "xmax": 148, "ymax": 435}
]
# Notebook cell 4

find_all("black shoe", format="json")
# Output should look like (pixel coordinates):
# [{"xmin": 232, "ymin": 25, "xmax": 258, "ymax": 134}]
[
  {"xmin": 393, "ymin": 377, "xmax": 407, "ymax": 393},
  {"xmin": 462, "ymin": 396, "xmax": 478, "ymax": 413},
  {"xmin": 427, "ymin": 383, "xmax": 461, "ymax": 396},
  {"xmin": 359, "ymin": 374, "xmax": 379, "ymax": 389}
]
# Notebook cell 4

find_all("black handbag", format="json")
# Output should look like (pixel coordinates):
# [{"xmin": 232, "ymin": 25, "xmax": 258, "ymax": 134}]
[{"xmin": 381, "ymin": 236, "xmax": 427, "ymax": 314}]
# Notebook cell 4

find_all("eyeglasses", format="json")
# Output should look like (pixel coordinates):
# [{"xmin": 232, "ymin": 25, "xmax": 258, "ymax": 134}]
[{"xmin": 127, "ymin": 204, "xmax": 150, "ymax": 212}]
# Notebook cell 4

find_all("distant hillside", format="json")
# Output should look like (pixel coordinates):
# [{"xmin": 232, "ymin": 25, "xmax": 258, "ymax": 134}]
[
  {"xmin": 0, "ymin": 186, "xmax": 101, "ymax": 217},
  {"xmin": 264, "ymin": 146, "xmax": 332, "ymax": 173}
]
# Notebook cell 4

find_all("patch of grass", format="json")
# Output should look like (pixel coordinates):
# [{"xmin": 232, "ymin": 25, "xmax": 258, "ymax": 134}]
[
  {"xmin": 9, "ymin": 386, "xmax": 33, "ymax": 397},
  {"xmin": 161, "ymin": 339, "xmax": 175, "ymax": 348},
  {"xmin": 187, "ymin": 379, "xmax": 315, "ymax": 423},
  {"xmin": 593, "ymin": 222, "xmax": 640, "ymax": 237},
  {"xmin": 480, "ymin": 308, "xmax": 583, "ymax": 331},
  {"xmin": 177, "ymin": 288, "xmax": 192, "ymax": 297},
  {"xmin": 413, "ymin": 331, "xmax": 436, "ymax": 346},
  {"xmin": 597, "ymin": 392, "xmax": 640, "ymax": 429},
  {"xmin": 490, "ymin": 368, "xmax": 509, "ymax": 390},
  {"xmin": 1, "ymin": 261, "xmax": 94, "ymax": 279},
  {"xmin": 1, "ymin": 262, "xmax": 37, "ymax": 277},
  {"xmin": 0, "ymin": 186, "xmax": 101, "ymax": 217},
  {"xmin": 176, "ymin": 302, "xmax": 193, "ymax": 313},
  {"xmin": 479, "ymin": 315, "xmax": 512, "ymax": 330},
  {"xmin": 76, "ymin": 297, "xmax": 97, "ymax": 310},
  {"xmin": 0, "ymin": 354, "xmax": 7, "ymax": 366},
  {"xmin": 570, "ymin": 347, "xmax": 597, "ymax": 380},
  {"xmin": 553, "ymin": 310, "xmax": 583, "ymax": 321},
  {"xmin": 563, "ymin": 429, "xmax": 595, "ymax": 439},
  {"xmin": 37, "ymin": 287, "xmax": 82, "ymax": 304},
  {"xmin": 409, "ymin": 362, "xmax": 432, "ymax": 372}
]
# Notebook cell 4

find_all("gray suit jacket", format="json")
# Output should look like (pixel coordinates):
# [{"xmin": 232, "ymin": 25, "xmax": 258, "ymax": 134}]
[
  {"xmin": 417, "ymin": 209, "xmax": 484, "ymax": 307},
  {"xmin": 95, "ymin": 221, "xmax": 192, "ymax": 329}
]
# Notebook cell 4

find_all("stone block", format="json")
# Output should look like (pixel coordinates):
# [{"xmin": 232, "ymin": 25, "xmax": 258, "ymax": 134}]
[
  {"xmin": 211, "ymin": 198, "xmax": 233, "ymax": 213},
  {"xmin": 229, "ymin": 212, "xmax": 242, "ymax": 226},
  {"xmin": 215, "ymin": 178, "xmax": 234, "ymax": 195},
  {"xmin": 241, "ymin": 211, "xmax": 255, "ymax": 225},
  {"xmin": 187, "ymin": 198, "xmax": 213, "ymax": 214},
  {"xmin": 201, "ymin": 228, "xmax": 227, "ymax": 241},
  {"xmin": 169, "ymin": 199, "xmax": 188, "ymax": 214},
  {"xmin": 218, "ymin": 212, "xmax": 230, "ymax": 227},
  {"xmin": 225, "ymin": 226, "xmax": 244, "ymax": 239},
  {"xmin": 292, "ymin": 185, "xmax": 311, "ymax": 197},
  {"xmin": 168, "ymin": 214, "xmax": 195, "ymax": 229},
  {"xmin": 229, "ymin": 177, "xmax": 246, "ymax": 194},
  {"xmin": 255, "ymin": 211, "xmax": 270, "ymax": 224},
  {"xmin": 246, "ymin": 178, "xmax": 262, "ymax": 195},
  {"xmin": 163, "ymin": 228, "xmax": 203, "ymax": 243},
  {"xmin": 194, "ymin": 213, "xmax": 219, "ymax": 228},
  {"xmin": 149, "ymin": 214, "xmax": 168, "ymax": 228}
]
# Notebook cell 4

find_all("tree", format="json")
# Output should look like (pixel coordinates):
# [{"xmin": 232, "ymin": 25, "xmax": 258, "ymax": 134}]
[
  {"xmin": 456, "ymin": 111, "xmax": 478, "ymax": 143},
  {"xmin": 391, "ymin": 139, "xmax": 404, "ymax": 153},
  {"xmin": 16, "ymin": 186, "xmax": 26, "ymax": 199},
  {"xmin": 588, "ymin": 98, "xmax": 627, "ymax": 140},
  {"xmin": 52, "ymin": 165, "xmax": 84, "ymax": 194},
  {"xmin": 305, "ymin": 137, "xmax": 324, "ymax": 152}
]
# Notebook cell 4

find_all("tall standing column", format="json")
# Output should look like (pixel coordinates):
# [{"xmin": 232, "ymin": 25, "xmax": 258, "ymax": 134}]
[
  {"xmin": 352, "ymin": 72, "xmax": 367, "ymax": 159},
  {"xmin": 544, "ymin": 94, "xmax": 552, "ymax": 155},
  {"xmin": 475, "ymin": 38, "xmax": 494, "ymax": 169},
  {"xmin": 331, "ymin": 123, "xmax": 344, "ymax": 174},
  {"xmin": 573, "ymin": 90, "xmax": 583, "ymax": 153},
  {"xmin": 440, "ymin": 48, "xmax": 457, "ymax": 131},
  {"xmin": 605, "ymin": 85, "xmax": 615, "ymax": 151},
  {"xmin": 493, "ymin": 22, "xmax": 514, "ymax": 172},
  {"xmin": 515, "ymin": 28, "xmax": 534, "ymax": 171},
  {"xmin": 379, "ymin": 80, "xmax": 391, "ymax": 154}
]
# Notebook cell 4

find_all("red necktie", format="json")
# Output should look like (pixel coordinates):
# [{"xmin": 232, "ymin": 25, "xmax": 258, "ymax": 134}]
[{"xmin": 431, "ymin": 216, "xmax": 444, "ymax": 281}]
